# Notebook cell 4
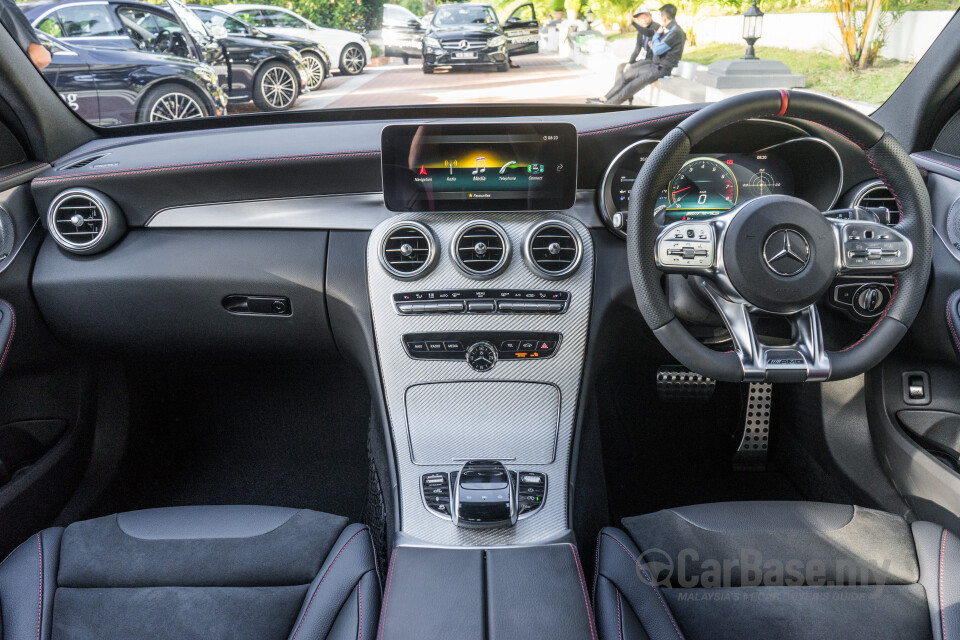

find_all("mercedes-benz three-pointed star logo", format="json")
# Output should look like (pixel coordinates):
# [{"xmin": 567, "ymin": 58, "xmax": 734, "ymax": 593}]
[
  {"xmin": 763, "ymin": 229, "xmax": 810, "ymax": 276},
  {"xmin": 459, "ymin": 40, "xmax": 470, "ymax": 50}
]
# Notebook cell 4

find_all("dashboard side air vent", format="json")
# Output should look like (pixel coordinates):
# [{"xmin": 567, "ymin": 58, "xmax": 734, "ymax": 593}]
[
  {"xmin": 854, "ymin": 182, "xmax": 900, "ymax": 225},
  {"xmin": 524, "ymin": 220, "xmax": 582, "ymax": 279},
  {"xmin": 47, "ymin": 188, "xmax": 125, "ymax": 255},
  {"xmin": 379, "ymin": 221, "xmax": 437, "ymax": 279},
  {"xmin": 451, "ymin": 221, "xmax": 510, "ymax": 279}
]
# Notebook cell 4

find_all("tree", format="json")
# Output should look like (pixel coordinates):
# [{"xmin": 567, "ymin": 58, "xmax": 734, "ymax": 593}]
[{"xmin": 827, "ymin": 0, "xmax": 900, "ymax": 69}]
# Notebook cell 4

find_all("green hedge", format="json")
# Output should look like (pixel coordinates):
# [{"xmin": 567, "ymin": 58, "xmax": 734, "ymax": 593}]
[{"xmin": 190, "ymin": 0, "xmax": 386, "ymax": 32}]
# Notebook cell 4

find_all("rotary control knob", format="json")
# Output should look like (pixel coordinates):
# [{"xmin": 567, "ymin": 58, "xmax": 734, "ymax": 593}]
[
  {"xmin": 466, "ymin": 342, "xmax": 497, "ymax": 372},
  {"xmin": 854, "ymin": 285, "xmax": 885, "ymax": 316}
]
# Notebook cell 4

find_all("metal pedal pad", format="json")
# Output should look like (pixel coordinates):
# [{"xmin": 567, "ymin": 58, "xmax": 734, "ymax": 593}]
[
  {"xmin": 733, "ymin": 383, "xmax": 772, "ymax": 467},
  {"xmin": 656, "ymin": 366, "xmax": 716, "ymax": 402}
]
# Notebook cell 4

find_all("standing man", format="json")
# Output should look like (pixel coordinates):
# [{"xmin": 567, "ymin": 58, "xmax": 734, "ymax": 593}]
[
  {"xmin": 0, "ymin": 0, "xmax": 51, "ymax": 69},
  {"xmin": 588, "ymin": 4, "xmax": 685, "ymax": 105}
]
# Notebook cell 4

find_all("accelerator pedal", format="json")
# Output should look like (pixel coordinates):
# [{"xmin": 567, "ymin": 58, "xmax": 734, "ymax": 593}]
[
  {"xmin": 733, "ymin": 383, "xmax": 772, "ymax": 468},
  {"xmin": 656, "ymin": 366, "xmax": 716, "ymax": 402}
]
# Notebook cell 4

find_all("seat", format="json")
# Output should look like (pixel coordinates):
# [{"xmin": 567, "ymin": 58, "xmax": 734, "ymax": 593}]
[
  {"xmin": 593, "ymin": 501, "xmax": 959, "ymax": 640},
  {"xmin": 0, "ymin": 505, "xmax": 380, "ymax": 640}
]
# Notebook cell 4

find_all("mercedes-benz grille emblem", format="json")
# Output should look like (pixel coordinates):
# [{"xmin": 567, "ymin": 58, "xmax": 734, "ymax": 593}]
[
  {"xmin": 458, "ymin": 40, "xmax": 470, "ymax": 50},
  {"xmin": 762, "ymin": 229, "xmax": 810, "ymax": 276}
]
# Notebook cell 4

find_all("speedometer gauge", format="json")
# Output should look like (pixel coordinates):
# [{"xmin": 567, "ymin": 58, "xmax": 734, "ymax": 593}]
[{"xmin": 667, "ymin": 157, "xmax": 738, "ymax": 214}]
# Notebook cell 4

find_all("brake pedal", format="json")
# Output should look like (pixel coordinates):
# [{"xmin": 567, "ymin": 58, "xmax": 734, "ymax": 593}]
[
  {"xmin": 656, "ymin": 366, "xmax": 715, "ymax": 402},
  {"xmin": 733, "ymin": 383, "xmax": 772, "ymax": 467}
]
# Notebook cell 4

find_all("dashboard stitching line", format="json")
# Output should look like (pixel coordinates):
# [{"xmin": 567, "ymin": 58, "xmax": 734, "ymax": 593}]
[
  {"xmin": 0, "ymin": 300, "xmax": 15, "ymax": 377},
  {"xmin": 2, "ymin": 163, "xmax": 46, "ymax": 183},
  {"xmin": 32, "ymin": 152, "xmax": 381, "ymax": 185},
  {"xmin": 914, "ymin": 153, "xmax": 960, "ymax": 173},
  {"xmin": 569, "ymin": 543, "xmax": 599, "ymax": 640},
  {"xmin": 601, "ymin": 533, "xmax": 685, "ymax": 640},
  {"xmin": 579, "ymin": 110, "xmax": 700, "ymax": 137},
  {"xmin": 289, "ymin": 528, "xmax": 366, "ymax": 640}
]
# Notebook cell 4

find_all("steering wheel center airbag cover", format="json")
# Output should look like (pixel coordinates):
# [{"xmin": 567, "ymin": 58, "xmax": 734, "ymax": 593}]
[{"xmin": 723, "ymin": 195, "xmax": 837, "ymax": 313}]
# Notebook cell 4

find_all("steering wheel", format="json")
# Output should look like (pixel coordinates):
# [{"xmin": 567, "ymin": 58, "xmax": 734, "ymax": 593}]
[
  {"xmin": 628, "ymin": 90, "xmax": 932, "ymax": 383},
  {"xmin": 154, "ymin": 29, "xmax": 173, "ymax": 53}
]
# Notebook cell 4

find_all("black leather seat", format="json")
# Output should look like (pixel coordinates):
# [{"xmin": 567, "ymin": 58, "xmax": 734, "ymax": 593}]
[
  {"xmin": 593, "ymin": 501, "xmax": 959, "ymax": 640},
  {"xmin": 0, "ymin": 505, "xmax": 380, "ymax": 640}
]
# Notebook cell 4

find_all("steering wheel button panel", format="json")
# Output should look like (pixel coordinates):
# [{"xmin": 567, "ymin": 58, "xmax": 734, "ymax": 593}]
[
  {"xmin": 835, "ymin": 221, "xmax": 913, "ymax": 271},
  {"xmin": 656, "ymin": 222, "xmax": 716, "ymax": 270}
]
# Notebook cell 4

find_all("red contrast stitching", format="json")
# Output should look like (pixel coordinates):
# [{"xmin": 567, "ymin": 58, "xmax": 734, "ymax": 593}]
[
  {"xmin": 36, "ymin": 533, "xmax": 43, "ymax": 640},
  {"xmin": 578, "ymin": 110, "xmax": 700, "ymax": 137},
  {"xmin": 2, "ymin": 163, "xmax": 45, "ymax": 183},
  {"xmin": 569, "ymin": 543, "xmax": 599, "ymax": 640},
  {"xmin": 357, "ymin": 581, "xmax": 364, "ymax": 640},
  {"xmin": 914, "ymin": 153, "xmax": 960, "ymax": 173},
  {"xmin": 376, "ymin": 547, "xmax": 398, "ymax": 640},
  {"xmin": 0, "ymin": 300, "xmax": 15, "ymax": 377},
  {"xmin": 32, "ymin": 151, "xmax": 381, "ymax": 186},
  {"xmin": 615, "ymin": 588, "xmax": 624, "ymax": 640},
  {"xmin": 941, "ymin": 529, "xmax": 948, "ymax": 640},
  {"xmin": 948, "ymin": 293, "xmax": 960, "ymax": 355},
  {"xmin": 290, "ymin": 528, "xmax": 367, "ymax": 640},
  {"xmin": 601, "ymin": 534, "xmax": 685, "ymax": 640}
]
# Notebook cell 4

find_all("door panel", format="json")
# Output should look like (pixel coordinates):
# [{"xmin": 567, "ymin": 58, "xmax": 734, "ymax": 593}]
[{"xmin": 504, "ymin": 3, "xmax": 538, "ymax": 56}]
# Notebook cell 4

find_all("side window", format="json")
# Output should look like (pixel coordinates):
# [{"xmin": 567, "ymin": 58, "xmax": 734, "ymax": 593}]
[
  {"xmin": 57, "ymin": 4, "xmax": 116, "ymax": 37},
  {"xmin": 117, "ymin": 7, "xmax": 182, "ymax": 38},
  {"xmin": 36, "ymin": 16, "xmax": 64, "ymax": 38},
  {"xmin": 233, "ymin": 10, "xmax": 264, "ymax": 25},
  {"xmin": 384, "ymin": 6, "xmax": 401, "ymax": 22},
  {"xmin": 195, "ymin": 10, "xmax": 247, "ymax": 36},
  {"xmin": 258, "ymin": 10, "xmax": 307, "ymax": 28},
  {"xmin": 508, "ymin": 4, "xmax": 535, "ymax": 23}
]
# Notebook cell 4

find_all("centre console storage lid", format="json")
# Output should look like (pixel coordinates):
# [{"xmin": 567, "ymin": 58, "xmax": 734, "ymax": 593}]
[{"xmin": 378, "ymin": 544, "xmax": 596, "ymax": 640}]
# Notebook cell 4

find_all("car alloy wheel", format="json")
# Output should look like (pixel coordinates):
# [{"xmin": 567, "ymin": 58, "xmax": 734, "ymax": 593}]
[
  {"xmin": 148, "ymin": 92, "xmax": 205, "ymax": 121},
  {"xmin": 302, "ymin": 53, "xmax": 326, "ymax": 91},
  {"xmin": 260, "ymin": 65, "xmax": 298, "ymax": 110},
  {"xmin": 341, "ymin": 44, "xmax": 366, "ymax": 75}
]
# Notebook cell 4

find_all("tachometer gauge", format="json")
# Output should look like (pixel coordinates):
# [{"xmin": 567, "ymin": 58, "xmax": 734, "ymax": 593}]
[{"xmin": 667, "ymin": 157, "xmax": 738, "ymax": 212}]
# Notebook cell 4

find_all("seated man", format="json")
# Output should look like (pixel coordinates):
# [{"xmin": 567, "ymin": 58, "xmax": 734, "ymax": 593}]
[
  {"xmin": 588, "ymin": 3, "xmax": 686, "ymax": 105},
  {"xmin": 611, "ymin": 6, "xmax": 659, "ymax": 89}
]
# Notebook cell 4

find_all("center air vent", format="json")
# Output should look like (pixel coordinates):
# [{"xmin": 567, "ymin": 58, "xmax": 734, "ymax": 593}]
[
  {"xmin": 524, "ymin": 220, "xmax": 582, "ymax": 279},
  {"xmin": 854, "ymin": 182, "xmax": 900, "ymax": 225},
  {"xmin": 379, "ymin": 221, "xmax": 437, "ymax": 279},
  {"xmin": 47, "ymin": 188, "xmax": 125, "ymax": 255},
  {"xmin": 452, "ymin": 221, "xmax": 510, "ymax": 279}
]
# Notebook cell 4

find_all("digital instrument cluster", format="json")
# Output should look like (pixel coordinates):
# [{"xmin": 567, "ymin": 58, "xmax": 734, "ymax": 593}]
[{"xmin": 598, "ymin": 137, "xmax": 842, "ymax": 237}]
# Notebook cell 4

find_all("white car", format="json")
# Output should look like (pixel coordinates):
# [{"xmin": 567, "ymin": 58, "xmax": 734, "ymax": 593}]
[{"xmin": 220, "ymin": 4, "xmax": 372, "ymax": 75}]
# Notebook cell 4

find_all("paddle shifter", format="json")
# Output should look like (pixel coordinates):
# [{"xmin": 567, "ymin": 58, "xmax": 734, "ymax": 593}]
[{"xmin": 453, "ymin": 460, "xmax": 517, "ymax": 529}]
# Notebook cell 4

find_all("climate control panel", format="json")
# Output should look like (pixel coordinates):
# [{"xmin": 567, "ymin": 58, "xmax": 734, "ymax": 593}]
[{"xmin": 403, "ymin": 331, "xmax": 561, "ymax": 370}]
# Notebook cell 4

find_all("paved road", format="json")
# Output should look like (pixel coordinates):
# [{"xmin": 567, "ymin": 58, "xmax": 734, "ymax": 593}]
[{"xmin": 293, "ymin": 53, "xmax": 611, "ymax": 110}]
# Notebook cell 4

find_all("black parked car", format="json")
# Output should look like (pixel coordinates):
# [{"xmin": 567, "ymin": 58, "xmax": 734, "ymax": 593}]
[
  {"xmin": 189, "ymin": 5, "xmax": 330, "ymax": 91},
  {"xmin": 36, "ymin": 31, "xmax": 227, "ymax": 125},
  {"xmin": 23, "ymin": 0, "xmax": 308, "ymax": 111},
  {"xmin": 382, "ymin": 3, "xmax": 423, "ymax": 64},
  {"xmin": 421, "ymin": 2, "xmax": 539, "ymax": 74}
]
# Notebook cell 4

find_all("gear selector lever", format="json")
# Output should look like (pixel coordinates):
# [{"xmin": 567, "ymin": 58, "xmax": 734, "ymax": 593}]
[{"xmin": 453, "ymin": 460, "xmax": 517, "ymax": 529}]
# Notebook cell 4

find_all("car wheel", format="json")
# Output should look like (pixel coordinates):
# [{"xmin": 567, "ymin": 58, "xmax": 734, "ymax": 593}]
[
  {"xmin": 339, "ymin": 44, "xmax": 366, "ymax": 75},
  {"xmin": 138, "ymin": 85, "xmax": 209, "ymax": 123},
  {"xmin": 422, "ymin": 65, "xmax": 434, "ymax": 74},
  {"xmin": 402, "ymin": 54, "xmax": 409, "ymax": 65},
  {"xmin": 253, "ymin": 61, "xmax": 300, "ymax": 112},
  {"xmin": 301, "ymin": 52, "xmax": 326, "ymax": 91},
  {"xmin": 496, "ymin": 62, "xmax": 509, "ymax": 72}
]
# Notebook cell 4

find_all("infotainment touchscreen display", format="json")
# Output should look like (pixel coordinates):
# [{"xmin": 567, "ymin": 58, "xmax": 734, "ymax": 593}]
[{"xmin": 381, "ymin": 123, "xmax": 578, "ymax": 212}]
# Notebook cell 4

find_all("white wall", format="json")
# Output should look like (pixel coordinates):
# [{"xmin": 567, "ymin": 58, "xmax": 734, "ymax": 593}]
[{"xmin": 693, "ymin": 10, "xmax": 953, "ymax": 62}]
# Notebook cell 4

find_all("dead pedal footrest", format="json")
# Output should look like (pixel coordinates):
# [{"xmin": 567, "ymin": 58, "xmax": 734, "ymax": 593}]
[{"xmin": 656, "ymin": 366, "xmax": 716, "ymax": 402}]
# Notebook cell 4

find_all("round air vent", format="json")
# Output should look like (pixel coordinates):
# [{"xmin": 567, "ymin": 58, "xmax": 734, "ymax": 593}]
[
  {"xmin": 854, "ymin": 182, "xmax": 900, "ymax": 225},
  {"xmin": 451, "ymin": 221, "xmax": 510, "ymax": 279},
  {"xmin": 379, "ymin": 221, "xmax": 437, "ymax": 279},
  {"xmin": 524, "ymin": 220, "xmax": 582, "ymax": 279},
  {"xmin": 47, "ymin": 188, "xmax": 125, "ymax": 255}
]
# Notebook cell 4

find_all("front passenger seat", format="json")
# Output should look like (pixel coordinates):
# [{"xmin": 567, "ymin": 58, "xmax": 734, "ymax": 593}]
[
  {"xmin": 594, "ymin": 501, "xmax": 957, "ymax": 640},
  {"xmin": 0, "ymin": 505, "xmax": 380, "ymax": 640}
]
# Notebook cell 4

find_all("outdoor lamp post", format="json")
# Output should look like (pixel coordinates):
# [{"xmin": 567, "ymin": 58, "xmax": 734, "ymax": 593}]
[
  {"xmin": 585, "ymin": 9, "xmax": 594, "ymax": 27},
  {"xmin": 741, "ymin": 0, "xmax": 764, "ymax": 60}
]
